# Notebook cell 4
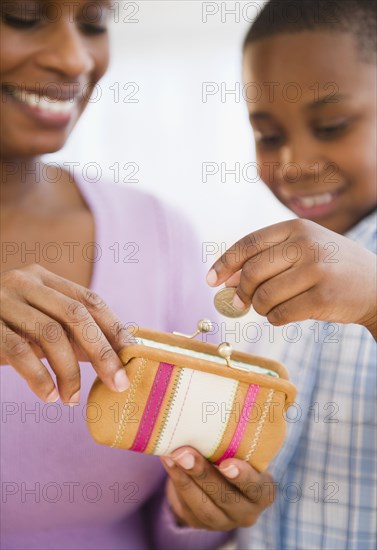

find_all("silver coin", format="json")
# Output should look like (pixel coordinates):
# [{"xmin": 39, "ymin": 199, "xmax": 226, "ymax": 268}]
[{"xmin": 213, "ymin": 287, "xmax": 251, "ymax": 318}]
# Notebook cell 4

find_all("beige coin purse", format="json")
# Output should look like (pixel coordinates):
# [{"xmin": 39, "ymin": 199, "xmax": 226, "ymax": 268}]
[{"xmin": 87, "ymin": 321, "xmax": 297, "ymax": 472}]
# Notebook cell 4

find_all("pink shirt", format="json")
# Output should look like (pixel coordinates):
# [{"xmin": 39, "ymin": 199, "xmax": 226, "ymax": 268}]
[{"xmin": 1, "ymin": 178, "xmax": 227, "ymax": 550}]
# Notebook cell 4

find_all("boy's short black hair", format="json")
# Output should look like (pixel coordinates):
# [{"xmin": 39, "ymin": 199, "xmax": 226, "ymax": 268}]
[{"xmin": 244, "ymin": 0, "xmax": 377, "ymax": 62}]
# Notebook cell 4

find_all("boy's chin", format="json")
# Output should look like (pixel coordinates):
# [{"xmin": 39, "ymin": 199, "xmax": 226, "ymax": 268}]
[{"xmin": 294, "ymin": 211, "xmax": 362, "ymax": 235}]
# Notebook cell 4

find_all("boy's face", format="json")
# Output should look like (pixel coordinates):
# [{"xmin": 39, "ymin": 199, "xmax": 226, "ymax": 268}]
[{"xmin": 243, "ymin": 32, "xmax": 377, "ymax": 234}]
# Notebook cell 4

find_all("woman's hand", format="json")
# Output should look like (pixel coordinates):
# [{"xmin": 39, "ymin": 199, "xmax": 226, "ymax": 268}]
[
  {"xmin": 161, "ymin": 447, "xmax": 275, "ymax": 530},
  {"xmin": 207, "ymin": 219, "xmax": 377, "ymax": 338},
  {"xmin": 0, "ymin": 264, "xmax": 131, "ymax": 404}
]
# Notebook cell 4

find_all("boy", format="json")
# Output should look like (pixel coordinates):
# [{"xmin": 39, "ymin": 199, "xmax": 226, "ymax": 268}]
[{"xmin": 207, "ymin": 1, "xmax": 376, "ymax": 548}]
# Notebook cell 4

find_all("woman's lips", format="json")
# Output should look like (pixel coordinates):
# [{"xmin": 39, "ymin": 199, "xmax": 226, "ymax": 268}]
[
  {"xmin": 6, "ymin": 88, "xmax": 79, "ymax": 128},
  {"xmin": 283, "ymin": 190, "xmax": 342, "ymax": 218}
]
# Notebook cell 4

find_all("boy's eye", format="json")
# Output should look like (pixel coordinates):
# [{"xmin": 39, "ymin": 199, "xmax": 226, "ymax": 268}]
[
  {"xmin": 255, "ymin": 133, "xmax": 284, "ymax": 149},
  {"xmin": 314, "ymin": 120, "xmax": 349, "ymax": 140},
  {"xmin": 80, "ymin": 23, "xmax": 108, "ymax": 35},
  {"xmin": 2, "ymin": 13, "xmax": 39, "ymax": 29}
]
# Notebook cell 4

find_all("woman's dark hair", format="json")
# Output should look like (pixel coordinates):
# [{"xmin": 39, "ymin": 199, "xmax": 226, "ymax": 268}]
[{"xmin": 244, "ymin": 0, "xmax": 377, "ymax": 61}]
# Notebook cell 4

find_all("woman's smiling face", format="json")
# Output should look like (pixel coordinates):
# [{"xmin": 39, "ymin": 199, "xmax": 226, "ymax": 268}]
[
  {"xmin": 243, "ymin": 31, "xmax": 377, "ymax": 234},
  {"xmin": 0, "ymin": 0, "xmax": 111, "ymax": 158}
]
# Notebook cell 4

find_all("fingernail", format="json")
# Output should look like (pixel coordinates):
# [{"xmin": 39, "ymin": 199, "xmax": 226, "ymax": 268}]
[
  {"xmin": 232, "ymin": 294, "xmax": 246, "ymax": 310},
  {"xmin": 220, "ymin": 464, "xmax": 239, "ymax": 479},
  {"xmin": 114, "ymin": 369, "xmax": 130, "ymax": 392},
  {"xmin": 206, "ymin": 269, "xmax": 218, "ymax": 286},
  {"xmin": 46, "ymin": 388, "xmax": 60, "ymax": 403},
  {"xmin": 67, "ymin": 390, "xmax": 80, "ymax": 407},
  {"xmin": 161, "ymin": 456, "xmax": 175, "ymax": 468},
  {"xmin": 173, "ymin": 451, "xmax": 195, "ymax": 470}
]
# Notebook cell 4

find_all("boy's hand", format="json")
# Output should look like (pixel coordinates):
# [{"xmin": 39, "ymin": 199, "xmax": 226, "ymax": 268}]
[
  {"xmin": 207, "ymin": 219, "xmax": 377, "ymax": 338},
  {"xmin": 161, "ymin": 447, "xmax": 275, "ymax": 530}
]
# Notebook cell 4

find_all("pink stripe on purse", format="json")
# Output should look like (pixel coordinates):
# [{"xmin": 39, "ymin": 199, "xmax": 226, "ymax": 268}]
[
  {"xmin": 130, "ymin": 362, "xmax": 174, "ymax": 452},
  {"xmin": 215, "ymin": 383, "xmax": 260, "ymax": 464}
]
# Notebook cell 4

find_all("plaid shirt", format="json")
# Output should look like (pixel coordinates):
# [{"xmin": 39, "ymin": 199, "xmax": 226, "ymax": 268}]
[{"xmin": 238, "ymin": 210, "xmax": 377, "ymax": 550}]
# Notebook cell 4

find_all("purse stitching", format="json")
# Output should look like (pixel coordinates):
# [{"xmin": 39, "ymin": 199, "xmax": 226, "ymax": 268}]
[
  {"xmin": 161, "ymin": 368, "xmax": 195, "ymax": 455},
  {"xmin": 244, "ymin": 388, "xmax": 275, "ymax": 462},
  {"xmin": 151, "ymin": 368, "xmax": 183, "ymax": 454},
  {"xmin": 111, "ymin": 358, "xmax": 147, "ymax": 448},
  {"xmin": 208, "ymin": 380, "xmax": 239, "ymax": 458}
]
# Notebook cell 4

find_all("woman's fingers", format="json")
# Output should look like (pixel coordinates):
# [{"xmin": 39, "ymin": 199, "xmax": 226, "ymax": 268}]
[
  {"xmin": 162, "ymin": 447, "xmax": 260, "ymax": 528},
  {"xmin": 0, "ymin": 321, "xmax": 59, "ymax": 403},
  {"xmin": 39, "ymin": 268, "xmax": 132, "ymax": 352},
  {"xmin": 162, "ymin": 447, "xmax": 276, "ymax": 530},
  {"xmin": 19, "ymin": 282, "xmax": 129, "ymax": 393},
  {"xmin": 0, "ymin": 265, "xmax": 131, "ymax": 402},
  {"xmin": 219, "ymin": 458, "xmax": 276, "ymax": 510},
  {"xmin": 2, "ymin": 265, "xmax": 129, "ymax": 400},
  {"xmin": 2, "ymin": 300, "xmax": 81, "ymax": 404}
]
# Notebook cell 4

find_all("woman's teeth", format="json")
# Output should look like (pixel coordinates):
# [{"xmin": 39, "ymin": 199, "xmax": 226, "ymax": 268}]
[
  {"xmin": 13, "ymin": 90, "xmax": 76, "ymax": 115},
  {"xmin": 296, "ymin": 193, "xmax": 334, "ymax": 208}
]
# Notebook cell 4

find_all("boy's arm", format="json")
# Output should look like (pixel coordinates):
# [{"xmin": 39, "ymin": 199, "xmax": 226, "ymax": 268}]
[{"xmin": 207, "ymin": 219, "xmax": 377, "ymax": 341}]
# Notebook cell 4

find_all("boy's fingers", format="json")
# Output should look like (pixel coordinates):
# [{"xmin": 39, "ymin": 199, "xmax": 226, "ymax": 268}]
[
  {"xmin": 224, "ymin": 270, "xmax": 241, "ymax": 287},
  {"xmin": 250, "ymin": 264, "xmax": 317, "ymax": 316},
  {"xmin": 232, "ymin": 244, "xmax": 295, "ymax": 309},
  {"xmin": 207, "ymin": 221, "xmax": 293, "ymax": 286},
  {"xmin": 266, "ymin": 289, "xmax": 318, "ymax": 326}
]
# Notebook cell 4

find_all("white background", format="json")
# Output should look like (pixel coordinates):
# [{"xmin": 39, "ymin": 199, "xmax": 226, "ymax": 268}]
[
  {"xmin": 47, "ymin": 0, "xmax": 293, "ymax": 260},
  {"xmin": 45, "ymin": 0, "xmax": 299, "ymax": 354}
]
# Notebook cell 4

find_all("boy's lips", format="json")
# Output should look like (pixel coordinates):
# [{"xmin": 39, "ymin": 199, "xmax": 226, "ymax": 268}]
[{"xmin": 282, "ymin": 189, "xmax": 343, "ymax": 218}]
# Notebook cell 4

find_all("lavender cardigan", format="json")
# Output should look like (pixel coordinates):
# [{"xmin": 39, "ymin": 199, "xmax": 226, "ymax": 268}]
[{"xmin": 0, "ymin": 178, "xmax": 227, "ymax": 550}]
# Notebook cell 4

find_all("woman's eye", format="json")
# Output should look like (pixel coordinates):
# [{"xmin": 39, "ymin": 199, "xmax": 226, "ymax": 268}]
[{"xmin": 2, "ymin": 13, "xmax": 39, "ymax": 28}]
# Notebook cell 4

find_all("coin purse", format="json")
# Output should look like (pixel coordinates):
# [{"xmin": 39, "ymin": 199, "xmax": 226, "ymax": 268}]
[{"xmin": 87, "ymin": 322, "xmax": 297, "ymax": 472}]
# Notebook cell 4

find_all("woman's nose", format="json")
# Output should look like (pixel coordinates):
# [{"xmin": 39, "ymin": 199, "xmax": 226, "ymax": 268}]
[{"xmin": 36, "ymin": 23, "xmax": 95, "ymax": 78}]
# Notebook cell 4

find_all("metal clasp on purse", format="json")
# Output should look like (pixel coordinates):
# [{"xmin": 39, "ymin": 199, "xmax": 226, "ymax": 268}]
[{"xmin": 173, "ymin": 319, "xmax": 241, "ymax": 371}]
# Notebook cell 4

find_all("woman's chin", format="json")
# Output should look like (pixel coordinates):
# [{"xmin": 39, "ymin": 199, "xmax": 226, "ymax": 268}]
[{"xmin": 2, "ymin": 136, "xmax": 69, "ymax": 158}]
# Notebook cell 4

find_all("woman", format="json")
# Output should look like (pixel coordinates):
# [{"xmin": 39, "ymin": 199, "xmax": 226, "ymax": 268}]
[{"xmin": 0, "ymin": 1, "xmax": 273, "ymax": 549}]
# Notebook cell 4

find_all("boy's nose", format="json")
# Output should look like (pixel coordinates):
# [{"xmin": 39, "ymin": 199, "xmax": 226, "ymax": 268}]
[
  {"xmin": 280, "ymin": 137, "xmax": 321, "ymax": 177},
  {"xmin": 36, "ymin": 24, "xmax": 95, "ymax": 79}
]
